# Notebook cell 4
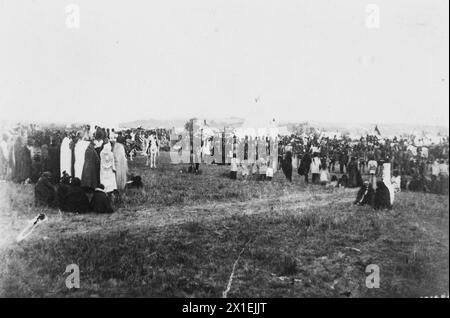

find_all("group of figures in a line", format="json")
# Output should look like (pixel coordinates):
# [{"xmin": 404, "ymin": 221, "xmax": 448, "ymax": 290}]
[{"xmin": 0, "ymin": 124, "xmax": 149, "ymax": 214}]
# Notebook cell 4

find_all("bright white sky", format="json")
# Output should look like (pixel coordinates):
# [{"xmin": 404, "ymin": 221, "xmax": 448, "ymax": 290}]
[{"xmin": 0, "ymin": 0, "xmax": 448, "ymax": 126}]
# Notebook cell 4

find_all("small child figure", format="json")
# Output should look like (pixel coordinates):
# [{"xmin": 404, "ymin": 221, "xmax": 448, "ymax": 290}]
[
  {"xmin": 391, "ymin": 170, "xmax": 401, "ymax": 193},
  {"xmin": 251, "ymin": 162, "xmax": 259, "ymax": 180},
  {"xmin": 320, "ymin": 164, "xmax": 330, "ymax": 186},
  {"xmin": 266, "ymin": 160, "xmax": 274, "ymax": 181},
  {"xmin": 258, "ymin": 158, "xmax": 267, "ymax": 181},
  {"xmin": 241, "ymin": 160, "xmax": 249, "ymax": 181},
  {"xmin": 230, "ymin": 154, "xmax": 238, "ymax": 180}
]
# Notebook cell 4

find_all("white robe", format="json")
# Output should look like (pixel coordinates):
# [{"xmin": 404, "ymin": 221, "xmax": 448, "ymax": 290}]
[
  {"xmin": 100, "ymin": 144, "xmax": 117, "ymax": 192},
  {"xmin": 74, "ymin": 140, "xmax": 89, "ymax": 179},
  {"xmin": 60, "ymin": 137, "xmax": 72, "ymax": 177},
  {"xmin": 382, "ymin": 163, "xmax": 395, "ymax": 205}
]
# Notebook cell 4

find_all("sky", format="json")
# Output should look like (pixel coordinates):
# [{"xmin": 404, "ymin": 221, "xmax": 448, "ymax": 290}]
[{"xmin": 0, "ymin": 0, "xmax": 448, "ymax": 126}]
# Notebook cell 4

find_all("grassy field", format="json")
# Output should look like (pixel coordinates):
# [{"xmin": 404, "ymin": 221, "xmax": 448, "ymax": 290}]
[{"xmin": 0, "ymin": 154, "xmax": 448, "ymax": 297}]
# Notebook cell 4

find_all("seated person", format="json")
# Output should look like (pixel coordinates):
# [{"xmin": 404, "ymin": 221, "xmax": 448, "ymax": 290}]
[
  {"xmin": 35, "ymin": 171, "xmax": 56, "ymax": 207},
  {"xmin": 354, "ymin": 181, "xmax": 375, "ymax": 206},
  {"xmin": 64, "ymin": 177, "xmax": 90, "ymax": 213},
  {"xmin": 241, "ymin": 161, "xmax": 250, "ymax": 181},
  {"xmin": 320, "ymin": 165, "xmax": 330, "ymax": 186},
  {"xmin": 258, "ymin": 158, "xmax": 267, "ymax": 181},
  {"xmin": 391, "ymin": 170, "xmax": 401, "ymax": 193},
  {"xmin": 126, "ymin": 175, "xmax": 143, "ymax": 189},
  {"xmin": 328, "ymin": 175, "xmax": 339, "ymax": 188},
  {"xmin": 56, "ymin": 172, "xmax": 71, "ymax": 211},
  {"xmin": 373, "ymin": 180, "xmax": 392, "ymax": 210},
  {"xmin": 408, "ymin": 175, "xmax": 424, "ymax": 192},
  {"xmin": 338, "ymin": 174, "xmax": 349, "ymax": 188},
  {"xmin": 90, "ymin": 184, "xmax": 114, "ymax": 214}
]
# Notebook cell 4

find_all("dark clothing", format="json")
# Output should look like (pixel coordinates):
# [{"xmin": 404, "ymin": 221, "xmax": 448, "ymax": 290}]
[
  {"xmin": 408, "ymin": 178, "xmax": 424, "ymax": 192},
  {"xmin": 282, "ymin": 153, "xmax": 293, "ymax": 182},
  {"xmin": 311, "ymin": 173, "xmax": 320, "ymax": 183},
  {"xmin": 348, "ymin": 160, "xmax": 359, "ymax": 188},
  {"xmin": 15, "ymin": 145, "xmax": 32, "ymax": 183},
  {"xmin": 35, "ymin": 176, "xmax": 55, "ymax": 207},
  {"xmin": 56, "ymin": 182, "xmax": 70, "ymax": 211},
  {"xmin": 126, "ymin": 175, "xmax": 143, "ymax": 189},
  {"xmin": 70, "ymin": 140, "xmax": 76, "ymax": 177},
  {"xmin": 354, "ymin": 185, "xmax": 375, "ymax": 206},
  {"xmin": 374, "ymin": 182, "xmax": 392, "ymax": 210},
  {"xmin": 90, "ymin": 190, "xmax": 114, "ymax": 214},
  {"xmin": 338, "ymin": 175, "xmax": 348, "ymax": 187},
  {"xmin": 298, "ymin": 154, "xmax": 311, "ymax": 176},
  {"xmin": 339, "ymin": 152, "xmax": 348, "ymax": 173},
  {"xmin": 64, "ymin": 185, "xmax": 90, "ymax": 213},
  {"xmin": 41, "ymin": 144, "xmax": 49, "ymax": 173},
  {"xmin": 31, "ymin": 150, "xmax": 42, "ymax": 183},
  {"xmin": 48, "ymin": 144, "xmax": 60, "ymax": 183},
  {"xmin": 81, "ymin": 144, "xmax": 100, "ymax": 189}
]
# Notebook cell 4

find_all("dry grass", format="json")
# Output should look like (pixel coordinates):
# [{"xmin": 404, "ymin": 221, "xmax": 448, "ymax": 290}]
[{"xmin": 0, "ymin": 155, "xmax": 448, "ymax": 297}]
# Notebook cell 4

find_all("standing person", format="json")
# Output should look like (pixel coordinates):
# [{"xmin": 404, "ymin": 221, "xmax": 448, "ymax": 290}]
[
  {"xmin": 339, "ymin": 150, "xmax": 348, "ymax": 174},
  {"xmin": 74, "ymin": 135, "xmax": 89, "ymax": 179},
  {"xmin": 439, "ymin": 159, "xmax": 449, "ymax": 194},
  {"xmin": 368, "ymin": 156, "xmax": 378, "ymax": 190},
  {"xmin": 298, "ymin": 152, "xmax": 312, "ymax": 183},
  {"xmin": 266, "ymin": 159, "xmax": 274, "ymax": 181},
  {"xmin": 81, "ymin": 142, "xmax": 100, "ymax": 190},
  {"xmin": 13, "ymin": 135, "xmax": 24, "ymax": 182},
  {"xmin": 329, "ymin": 149, "xmax": 337, "ymax": 173},
  {"xmin": 48, "ymin": 137, "xmax": 61, "ymax": 184},
  {"xmin": 60, "ymin": 133, "xmax": 72, "ymax": 178},
  {"xmin": 15, "ymin": 137, "xmax": 32, "ymax": 183},
  {"xmin": 430, "ymin": 158, "xmax": 440, "ymax": 193},
  {"xmin": 40, "ymin": 143, "xmax": 49, "ymax": 174},
  {"xmin": 258, "ymin": 158, "xmax": 267, "ymax": 181},
  {"xmin": 0, "ymin": 134, "xmax": 8, "ymax": 180},
  {"xmin": 109, "ymin": 129, "xmax": 117, "ymax": 142},
  {"xmin": 30, "ymin": 138, "xmax": 42, "ymax": 183},
  {"xmin": 281, "ymin": 151, "xmax": 293, "ymax": 182},
  {"xmin": 230, "ymin": 153, "xmax": 238, "ymax": 180},
  {"xmin": 310, "ymin": 153, "xmax": 321, "ymax": 184},
  {"xmin": 100, "ymin": 141, "xmax": 117, "ymax": 193},
  {"xmin": 7, "ymin": 134, "xmax": 16, "ymax": 180},
  {"xmin": 320, "ymin": 164, "xmax": 330, "ymax": 186},
  {"xmin": 148, "ymin": 133, "xmax": 159, "ymax": 168},
  {"xmin": 113, "ymin": 137, "xmax": 128, "ymax": 191},
  {"xmin": 94, "ymin": 134, "xmax": 104, "ymax": 158},
  {"xmin": 348, "ymin": 157, "xmax": 359, "ymax": 188},
  {"xmin": 359, "ymin": 148, "xmax": 367, "ymax": 174},
  {"xmin": 143, "ymin": 132, "xmax": 150, "ymax": 166}
]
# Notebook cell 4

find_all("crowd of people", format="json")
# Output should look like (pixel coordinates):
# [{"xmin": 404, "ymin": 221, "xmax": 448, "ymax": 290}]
[
  {"xmin": 274, "ymin": 132, "xmax": 449, "ymax": 194},
  {"xmin": 0, "ymin": 123, "xmax": 148, "ymax": 214},
  {"xmin": 0, "ymin": 122, "xmax": 448, "ymax": 214},
  {"xmin": 225, "ymin": 131, "xmax": 448, "ymax": 209}
]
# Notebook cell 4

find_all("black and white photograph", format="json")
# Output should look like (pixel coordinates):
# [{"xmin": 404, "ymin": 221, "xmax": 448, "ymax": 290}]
[{"xmin": 0, "ymin": 0, "xmax": 448, "ymax": 303}]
